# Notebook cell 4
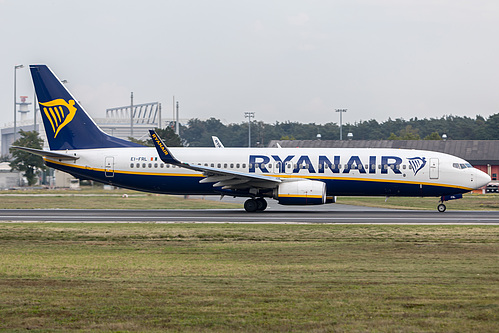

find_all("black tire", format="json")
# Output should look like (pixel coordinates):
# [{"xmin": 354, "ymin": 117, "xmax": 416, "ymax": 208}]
[
  {"xmin": 244, "ymin": 199, "xmax": 258, "ymax": 212},
  {"xmin": 256, "ymin": 198, "xmax": 268, "ymax": 211},
  {"xmin": 437, "ymin": 203, "xmax": 446, "ymax": 212}
]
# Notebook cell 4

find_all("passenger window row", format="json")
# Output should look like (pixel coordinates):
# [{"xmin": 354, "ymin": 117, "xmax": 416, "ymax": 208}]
[
  {"xmin": 129, "ymin": 163, "xmax": 247, "ymax": 169},
  {"xmin": 248, "ymin": 163, "xmax": 412, "ymax": 170},
  {"xmin": 129, "ymin": 162, "xmax": 414, "ymax": 171}
]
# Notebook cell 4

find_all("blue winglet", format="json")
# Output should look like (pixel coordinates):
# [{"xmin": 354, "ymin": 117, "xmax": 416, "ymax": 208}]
[{"xmin": 149, "ymin": 130, "xmax": 180, "ymax": 165}]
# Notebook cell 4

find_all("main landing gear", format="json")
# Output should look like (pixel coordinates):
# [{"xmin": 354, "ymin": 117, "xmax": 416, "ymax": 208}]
[{"xmin": 244, "ymin": 198, "xmax": 268, "ymax": 212}]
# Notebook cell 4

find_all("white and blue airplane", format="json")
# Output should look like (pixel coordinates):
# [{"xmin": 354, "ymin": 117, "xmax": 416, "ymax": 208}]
[{"xmin": 14, "ymin": 65, "xmax": 491, "ymax": 212}]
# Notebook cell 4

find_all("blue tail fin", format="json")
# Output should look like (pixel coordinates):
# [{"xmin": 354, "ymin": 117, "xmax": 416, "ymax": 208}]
[{"xmin": 30, "ymin": 65, "xmax": 143, "ymax": 150}]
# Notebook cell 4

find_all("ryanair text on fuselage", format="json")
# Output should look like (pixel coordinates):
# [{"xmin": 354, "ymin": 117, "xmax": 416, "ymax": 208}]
[{"xmin": 250, "ymin": 154, "xmax": 426, "ymax": 175}]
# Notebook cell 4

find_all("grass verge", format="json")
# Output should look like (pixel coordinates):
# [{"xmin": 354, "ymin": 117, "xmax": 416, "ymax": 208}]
[
  {"xmin": 0, "ymin": 223, "xmax": 497, "ymax": 332},
  {"xmin": 0, "ymin": 189, "xmax": 498, "ymax": 210},
  {"xmin": 338, "ymin": 193, "xmax": 499, "ymax": 210},
  {"xmin": 0, "ymin": 191, "xmax": 241, "ymax": 210}
]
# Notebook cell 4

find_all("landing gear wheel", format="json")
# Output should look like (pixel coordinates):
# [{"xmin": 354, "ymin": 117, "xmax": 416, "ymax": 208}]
[
  {"xmin": 244, "ymin": 199, "xmax": 258, "ymax": 212},
  {"xmin": 437, "ymin": 203, "xmax": 446, "ymax": 212},
  {"xmin": 256, "ymin": 198, "xmax": 268, "ymax": 211}
]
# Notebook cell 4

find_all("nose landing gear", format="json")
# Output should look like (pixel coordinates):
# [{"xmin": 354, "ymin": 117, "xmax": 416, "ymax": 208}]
[{"xmin": 437, "ymin": 194, "xmax": 463, "ymax": 212}]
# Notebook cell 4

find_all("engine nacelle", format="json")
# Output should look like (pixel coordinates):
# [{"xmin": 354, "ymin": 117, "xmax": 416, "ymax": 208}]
[{"xmin": 274, "ymin": 180, "xmax": 326, "ymax": 205}]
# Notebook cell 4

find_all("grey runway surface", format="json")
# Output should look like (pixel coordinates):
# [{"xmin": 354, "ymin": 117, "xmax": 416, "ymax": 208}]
[{"xmin": 0, "ymin": 208, "xmax": 498, "ymax": 224}]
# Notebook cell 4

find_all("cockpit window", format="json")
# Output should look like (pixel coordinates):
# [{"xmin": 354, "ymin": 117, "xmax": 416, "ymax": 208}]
[{"xmin": 453, "ymin": 163, "xmax": 473, "ymax": 169}]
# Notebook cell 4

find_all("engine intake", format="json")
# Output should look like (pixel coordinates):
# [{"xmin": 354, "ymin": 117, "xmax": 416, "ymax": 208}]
[{"xmin": 274, "ymin": 180, "xmax": 326, "ymax": 205}]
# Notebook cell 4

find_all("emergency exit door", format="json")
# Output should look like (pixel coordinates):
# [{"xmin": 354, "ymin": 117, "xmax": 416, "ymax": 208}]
[{"xmin": 429, "ymin": 158, "xmax": 439, "ymax": 179}]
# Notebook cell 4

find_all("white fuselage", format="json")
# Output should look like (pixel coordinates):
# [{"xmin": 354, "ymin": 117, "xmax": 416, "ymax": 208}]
[{"xmin": 44, "ymin": 147, "xmax": 489, "ymax": 198}]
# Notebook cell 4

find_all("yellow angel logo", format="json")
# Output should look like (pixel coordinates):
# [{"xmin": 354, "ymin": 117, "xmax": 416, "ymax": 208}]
[{"xmin": 39, "ymin": 99, "xmax": 77, "ymax": 138}]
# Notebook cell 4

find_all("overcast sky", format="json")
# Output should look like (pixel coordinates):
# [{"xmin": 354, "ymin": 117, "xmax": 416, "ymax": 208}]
[{"xmin": 1, "ymin": 0, "xmax": 498, "ymax": 127}]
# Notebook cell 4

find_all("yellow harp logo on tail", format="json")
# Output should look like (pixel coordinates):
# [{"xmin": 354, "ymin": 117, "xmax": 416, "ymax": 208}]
[{"xmin": 39, "ymin": 99, "xmax": 77, "ymax": 138}]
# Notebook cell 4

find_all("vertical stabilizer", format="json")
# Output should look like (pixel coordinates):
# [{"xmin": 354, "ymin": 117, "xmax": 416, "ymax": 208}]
[{"xmin": 30, "ymin": 65, "xmax": 143, "ymax": 150}]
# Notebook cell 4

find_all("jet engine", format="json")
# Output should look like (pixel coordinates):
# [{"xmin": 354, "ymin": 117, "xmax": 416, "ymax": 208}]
[{"xmin": 274, "ymin": 180, "xmax": 326, "ymax": 205}]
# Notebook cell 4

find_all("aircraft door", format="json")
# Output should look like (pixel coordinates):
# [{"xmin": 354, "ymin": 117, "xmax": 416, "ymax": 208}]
[
  {"xmin": 105, "ymin": 156, "xmax": 114, "ymax": 177},
  {"xmin": 285, "ymin": 161, "xmax": 293, "ymax": 174},
  {"xmin": 429, "ymin": 158, "xmax": 439, "ymax": 179}
]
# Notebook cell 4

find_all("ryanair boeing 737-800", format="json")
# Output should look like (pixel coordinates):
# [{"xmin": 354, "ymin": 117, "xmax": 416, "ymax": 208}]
[{"xmin": 13, "ymin": 65, "xmax": 490, "ymax": 212}]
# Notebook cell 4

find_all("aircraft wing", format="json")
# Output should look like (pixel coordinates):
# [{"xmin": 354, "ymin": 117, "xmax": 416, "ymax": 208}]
[
  {"xmin": 11, "ymin": 146, "xmax": 79, "ymax": 160},
  {"xmin": 149, "ymin": 130, "xmax": 281, "ymax": 190}
]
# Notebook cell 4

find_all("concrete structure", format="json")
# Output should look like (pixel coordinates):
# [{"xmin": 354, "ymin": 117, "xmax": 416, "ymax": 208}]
[
  {"xmin": 0, "ymin": 162, "xmax": 22, "ymax": 189},
  {"xmin": 268, "ymin": 139, "xmax": 499, "ymax": 182},
  {"xmin": 1, "ymin": 124, "xmax": 42, "ymax": 157},
  {"xmin": 97, "ymin": 101, "xmax": 164, "ymax": 141}
]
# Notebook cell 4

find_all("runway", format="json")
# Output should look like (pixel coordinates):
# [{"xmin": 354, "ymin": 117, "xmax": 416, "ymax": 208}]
[{"xmin": 0, "ymin": 208, "xmax": 498, "ymax": 224}]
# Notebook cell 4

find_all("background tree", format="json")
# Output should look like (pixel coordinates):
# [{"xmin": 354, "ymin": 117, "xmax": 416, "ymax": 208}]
[
  {"xmin": 146, "ymin": 126, "xmax": 183, "ymax": 147},
  {"xmin": 9, "ymin": 130, "xmax": 46, "ymax": 186},
  {"xmin": 176, "ymin": 113, "xmax": 499, "ymax": 146},
  {"xmin": 128, "ymin": 125, "xmax": 183, "ymax": 147},
  {"xmin": 424, "ymin": 132, "xmax": 442, "ymax": 140}
]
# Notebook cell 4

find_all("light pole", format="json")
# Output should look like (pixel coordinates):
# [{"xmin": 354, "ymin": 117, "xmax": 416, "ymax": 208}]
[
  {"xmin": 130, "ymin": 92, "xmax": 134, "ymax": 138},
  {"xmin": 244, "ymin": 112, "xmax": 255, "ymax": 148},
  {"xmin": 13, "ymin": 64, "xmax": 24, "ymax": 142},
  {"xmin": 335, "ymin": 108, "xmax": 347, "ymax": 140}
]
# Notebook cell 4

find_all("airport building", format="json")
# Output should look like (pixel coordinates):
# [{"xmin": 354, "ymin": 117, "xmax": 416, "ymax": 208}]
[{"xmin": 268, "ymin": 139, "xmax": 499, "ymax": 182}]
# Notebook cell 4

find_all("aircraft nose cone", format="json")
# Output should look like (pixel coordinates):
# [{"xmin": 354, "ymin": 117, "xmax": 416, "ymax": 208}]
[{"xmin": 475, "ymin": 169, "xmax": 491, "ymax": 189}]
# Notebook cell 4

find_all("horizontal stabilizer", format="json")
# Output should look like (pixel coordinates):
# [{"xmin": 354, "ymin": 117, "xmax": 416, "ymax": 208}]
[{"xmin": 11, "ymin": 146, "xmax": 79, "ymax": 160}]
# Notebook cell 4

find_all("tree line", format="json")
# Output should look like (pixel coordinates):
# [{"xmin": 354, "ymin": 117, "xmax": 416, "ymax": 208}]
[{"xmin": 178, "ymin": 113, "xmax": 499, "ymax": 147}]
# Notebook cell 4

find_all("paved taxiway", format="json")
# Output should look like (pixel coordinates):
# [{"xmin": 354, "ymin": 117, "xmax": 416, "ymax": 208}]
[{"xmin": 0, "ymin": 208, "xmax": 498, "ymax": 224}]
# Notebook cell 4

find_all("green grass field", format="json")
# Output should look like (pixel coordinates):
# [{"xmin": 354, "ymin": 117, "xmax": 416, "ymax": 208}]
[
  {"xmin": 0, "ymin": 190, "xmax": 241, "ymax": 210},
  {"xmin": 337, "ymin": 194, "xmax": 499, "ymax": 210},
  {"xmin": 0, "ymin": 223, "xmax": 497, "ymax": 332}
]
